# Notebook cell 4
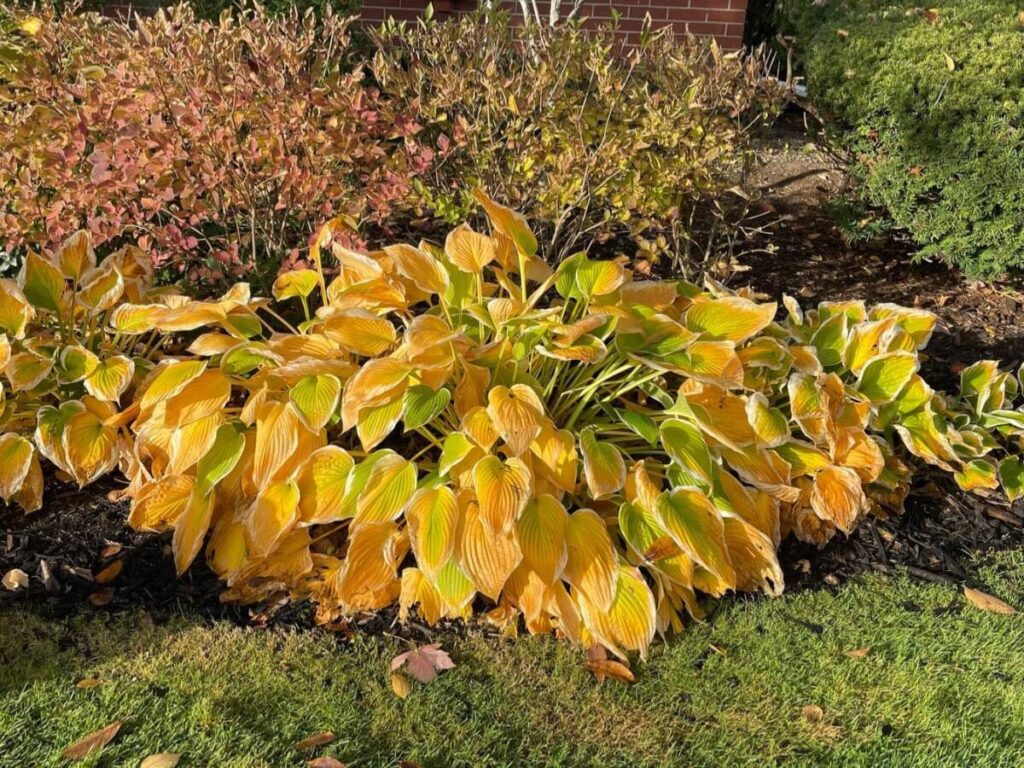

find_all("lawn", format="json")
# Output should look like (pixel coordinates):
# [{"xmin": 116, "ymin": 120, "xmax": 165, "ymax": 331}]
[{"xmin": 2, "ymin": 551, "xmax": 1023, "ymax": 768}]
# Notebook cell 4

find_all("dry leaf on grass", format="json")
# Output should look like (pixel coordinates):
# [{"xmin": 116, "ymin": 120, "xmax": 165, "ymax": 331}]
[
  {"xmin": 61, "ymin": 720, "xmax": 122, "ymax": 760},
  {"xmin": 390, "ymin": 672, "xmax": 412, "ymax": 699},
  {"xmin": 843, "ymin": 647, "xmax": 872, "ymax": 658},
  {"xmin": 585, "ymin": 659, "xmax": 635, "ymax": 684},
  {"xmin": 2, "ymin": 568, "xmax": 28, "ymax": 591},
  {"xmin": 308, "ymin": 758, "xmax": 347, "ymax": 768},
  {"xmin": 75, "ymin": 677, "xmax": 103, "ymax": 689},
  {"xmin": 390, "ymin": 644, "xmax": 455, "ymax": 684},
  {"xmin": 964, "ymin": 587, "xmax": 1017, "ymax": 615},
  {"xmin": 89, "ymin": 588, "xmax": 115, "ymax": 606},
  {"xmin": 801, "ymin": 705, "xmax": 824, "ymax": 723},
  {"xmin": 294, "ymin": 731, "xmax": 336, "ymax": 751},
  {"xmin": 140, "ymin": 753, "xmax": 181, "ymax": 768}
]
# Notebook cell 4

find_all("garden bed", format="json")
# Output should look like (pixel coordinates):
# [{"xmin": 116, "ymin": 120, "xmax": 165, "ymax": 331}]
[{"xmin": 4, "ymin": 115, "xmax": 1023, "ymax": 630}]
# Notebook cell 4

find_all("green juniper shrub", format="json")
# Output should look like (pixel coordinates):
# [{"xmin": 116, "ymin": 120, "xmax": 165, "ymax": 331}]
[{"xmin": 777, "ymin": 0, "xmax": 1024, "ymax": 277}]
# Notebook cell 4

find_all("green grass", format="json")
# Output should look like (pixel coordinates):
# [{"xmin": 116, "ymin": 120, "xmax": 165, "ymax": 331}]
[{"xmin": 2, "ymin": 551, "xmax": 1024, "ymax": 768}]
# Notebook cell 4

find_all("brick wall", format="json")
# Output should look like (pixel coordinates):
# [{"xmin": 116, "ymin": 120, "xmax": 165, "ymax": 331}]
[{"xmin": 360, "ymin": 0, "xmax": 749, "ymax": 50}]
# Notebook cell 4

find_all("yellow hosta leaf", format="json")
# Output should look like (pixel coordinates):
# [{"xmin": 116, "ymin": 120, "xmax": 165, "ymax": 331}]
[
  {"xmin": 139, "ymin": 359, "xmax": 208, "ymax": 414},
  {"xmin": 384, "ymin": 244, "xmax": 450, "ymax": 295},
  {"xmin": 252, "ymin": 401, "xmax": 303, "ymax": 488},
  {"xmin": 62, "ymin": 410, "xmax": 119, "ymax": 486},
  {"xmin": 681, "ymin": 340, "xmax": 744, "ymax": 388},
  {"xmin": 462, "ymin": 406, "xmax": 499, "ymax": 451},
  {"xmin": 164, "ymin": 370, "xmax": 231, "ymax": 427},
  {"xmin": 187, "ymin": 332, "xmax": 240, "ymax": 356},
  {"xmin": 839, "ymin": 432, "xmax": 885, "ymax": 483},
  {"xmin": 580, "ymin": 427, "xmax": 626, "ymax": 499},
  {"xmin": 406, "ymin": 486, "xmax": 459, "ymax": 580},
  {"xmin": 457, "ymin": 501, "xmax": 522, "ymax": 601},
  {"xmin": 290, "ymin": 374, "xmax": 341, "ymax": 432},
  {"xmin": 128, "ymin": 475, "xmax": 195, "ymax": 532},
  {"xmin": 297, "ymin": 446, "xmax": 354, "ymax": 525},
  {"xmin": 685, "ymin": 296, "xmax": 777, "ymax": 343},
  {"xmin": 84, "ymin": 355, "xmax": 135, "ymax": 402},
  {"xmin": 341, "ymin": 357, "xmax": 410, "ymax": 430},
  {"xmin": 473, "ymin": 189, "xmax": 538, "ymax": 257},
  {"xmin": 530, "ymin": 422, "xmax": 578, "ymax": 493},
  {"xmin": 745, "ymin": 393, "xmax": 789, "ymax": 448},
  {"xmin": 172, "ymin": 489, "xmax": 215, "ymax": 575},
  {"xmin": 56, "ymin": 230, "xmax": 96, "ymax": 280},
  {"xmin": 168, "ymin": 413, "xmax": 222, "ymax": 476},
  {"xmin": 245, "ymin": 480, "xmax": 300, "ymax": 557},
  {"xmin": 195, "ymin": 423, "xmax": 246, "ymax": 493},
  {"xmin": 108, "ymin": 303, "xmax": 163, "ymax": 335},
  {"xmin": 336, "ymin": 520, "xmax": 404, "ymax": 610},
  {"xmin": 660, "ymin": 418, "xmax": 714, "ymax": 486},
  {"xmin": 13, "ymin": 452, "xmax": 43, "ymax": 513},
  {"xmin": 856, "ymin": 352, "xmax": 918, "ymax": 405},
  {"xmin": 399, "ymin": 568, "xmax": 444, "ymax": 625},
  {"xmin": 445, "ymin": 223, "xmax": 497, "ymax": 272},
  {"xmin": 869, "ymin": 303, "xmax": 937, "ymax": 348},
  {"xmin": 564, "ymin": 509, "xmax": 618, "ymax": 612},
  {"xmin": 810, "ymin": 466, "xmax": 866, "ymax": 534},
  {"xmin": 353, "ymin": 453, "xmax": 417, "ymax": 526},
  {"xmin": 954, "ymin": 459, "xmax": 999, "ymax": 492},
  {"xmin": 712, "ymin": 468, "xmax": 779, "ymax": 544},
  {"xmin": 77, "ymin": 266, "xmax": 124, "ymax": 311},
  {"xmin": 657, "ymin": 488, "xmax": 736, "ymax": 594},
  {"xmin": 473, "ymin": 455, "xmax": 532, "ymax": 534},
  {"xmin": 272, "ymin": 269, "xmax": 320, "ymax": 301},
  {"xmin": 454, "ymin": 361, "xmax": 490, "ymax": 418},
  {"xmin": 57, "ymin": 346, "xmax": 99, "ymax": 384},
  {"xmin": 434, "ymin": 558, "xmax": 476, "ymax": 614},
  {"xmin": 0, "ymin": 280, "xmax": 35, "ymax": 340},
  {"xmin": 5, "ymin": 351, "xmax": 52, "ymax": 392},
  {"xmin": 584, "ymin": 565, "xmax": 657, "ymax": 660},
  {"xmin": 842, "ymin": 317, "xmax": 896, "ymax": 373},
  {"xmin": 0, "ymin": 334, "xmax": 9, "ymax": 370},
  {"xmin": 356, "ymin": 394, "xmax": 405, "ymax": 451},
  {"xmin": 773, "ymin": 440, "xmax": 831, "ymax": 476},
  {"xmin": 19, "ymin": 251, "xmax": 65, "ymax": 313},
  {"xmin": 0, "ymin": 434, "xmax": 34, "ymax": 501},
  {"xmin": 323, "ymin": 310, "xmax": 397, "ymax": 357},
  {"xmin": 722, "ymin": 516, "xmax": 783, "ymax": 596},
  {"xmin": 515, "ymin": 495, "xmax": 569, "ymax": 584},
  {"xmin": 486, "ymin": 384, "xmax": 544, "ymax": 456},
  {"xmin": 208, "ymin": 517, "xmax": 248, "ymax": 578}
]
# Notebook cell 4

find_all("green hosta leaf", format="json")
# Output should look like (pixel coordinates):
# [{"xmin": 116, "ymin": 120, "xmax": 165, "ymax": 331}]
[
  {"xmin": 404, "ymin": 385, "xmax": 451, "ymax": 431},
  {"xmin": 196, "ymin": 423, "xmax": 245, "ymax": 494},
  {"xmin": 809, "ymin": 313, "xmax": 848, "ymax": 368},
  {"xmin": 656, "ymin": 487, "xmax": 735, "ymax": 592},
  {"xmin": 998, "ymin": 457, "xmax": 1024, "ymax": 501},
  {"xmin": 660, "ymin": 418, "xmax": 714, "ymax": 486},
  {"xmin": 856, "ymin": 352, "xmax": 918, "ymax": 404},
  {"xmin": 616, "ymin": 408, "xmax": 659, "ymax": 446},
  {"xmin": 19, "ymin": 251, "xmax": 64, "ymax": 313},
  {"xmin": 439, "ymin": 432, "xmax": 475, "ymax": 476},
  {"xmin": 290, "ymin": 374, "xmax": 342, "ymax": 432}
]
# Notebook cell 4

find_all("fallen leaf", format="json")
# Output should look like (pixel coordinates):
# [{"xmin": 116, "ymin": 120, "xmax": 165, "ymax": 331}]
[
  {"xmin": 141, "ymin": 754, "xmax": 181, "ymax": 768},
  {"xmin": 923, "ymin": 8, "xmax": 940, "ymax": 24},
  {"xmin": 89, "ymin": 588, "xmax": 115, "ymax": 607},
  {"xmin": 964, "ymin": 587, "xmax": 1017, "ymax": 615},
  {"xmin": 399, "ymin": 762, "xmax": 423, "ymax": 768},
  {"xmin": 294, "ymin": 731, "xmax": 336, "ymax": 751},
  {"xmin": 307, "ymin": 759, "xmax": 347, "ymax": 768},
  {"xmin": 585, "ymin": 659, "xmax": 635, "ymax": 684},
  {"xmin": 2, "ymin": 568, "xmax": 28, "ymax": 591},
  {"xmin": 843, "ymin": 647, "xmax": 872, "ymax": 658},
  {"xmin": 390, "ymin": 644, "xmax": 455, "ymax": 684},
  {"xmin": 76, "ymin": 677, "xmax": 103, "ymax": 689},
  {"xmin": 943, "ymin": 52, "xmax": 956, "ymax": 72},
  {"xmin": 390, "ymin": 672, "xmax": 412, "ymax": 699},
  {"xmin": 100, "ymin": 543, "xmax": 123, "ymax": 559},
  {"xmin": 801, "ymin": 705, "xmax": 824, "ymax": 723},
  {"xmin": 836, "ymin": 28, "xmax": 849, "ymax": 37},
  {"xmin": 61, "ymin": 721, "xmax": 122, "ymax": 760},
  {"xmin": 40, "ymin": 559, "xmax": 60, "ymax": 593},
  {"xmin": 95, "ymin": 560, "xmax": 123, "ymax": 584}
]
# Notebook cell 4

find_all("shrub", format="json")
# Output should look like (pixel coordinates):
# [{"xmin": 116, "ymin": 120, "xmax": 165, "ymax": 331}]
[
  {"xmin": 0, "ymin": 6, "xmax": 430, "ymax": 291},
  {"xmin": 3, "ymin": 197, "xmax": 1024, "ymax": 657},
  {"xmin": 777, "ymin": 0, "xmax": 1024, "ymax": 277},
  {"xmin": 369, "ymin": 13, "xmax": 780, "ymax": 264}
]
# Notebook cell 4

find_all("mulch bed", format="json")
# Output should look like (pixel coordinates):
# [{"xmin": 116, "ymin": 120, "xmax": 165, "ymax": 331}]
[{"xmin": 3, "ymin": 112, "xmax": 1024, "ymax": 628}]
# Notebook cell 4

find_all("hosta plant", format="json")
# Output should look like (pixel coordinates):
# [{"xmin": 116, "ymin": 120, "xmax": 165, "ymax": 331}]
[{"xmin": 3, "ymin": 195, "xmax": 1023, "ymax": 660}]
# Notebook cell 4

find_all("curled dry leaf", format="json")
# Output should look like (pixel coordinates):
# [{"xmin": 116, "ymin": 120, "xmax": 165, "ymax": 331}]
[
  {"xmin": 586, "ymin": 659, "xmax": 635, "ymax": 684},
  {"xmin": 94, "ymin": 559, "xmax": 123, "ymax": 584},
  {"xmin": 964, "ymin": 587, "xmax": 1017, "ymax": 615},
  {"xmin": 100, "ymin": 543, "xmax": 123, "ymax": 559},
  {"xmin": 89, "ymin": 588, "xmax": 115, "ymax": 606},
  {"xmin": 61, "ymin": 720, "xmax": 122, "ymax": 760},
  {"xmin": 140, "ymin": 754, "xmax": 182, "ymax": 768},
  {"xmin": 308, "ymin": 759, "xmax": 347, "ymax": 768},
  {"xmin": 390, "ymin": 644, "xmax": 455, "ymax": 684},
  {"xmin": 2, "ymin": 568, "xmax": 28, "ymax": 591},
  {"xmin": 843, "ymin": 647, "xmax": 872, "ymax": 658},
  {"xmin": 75, "ymin": 677, "xmax": 103, "ymax": 689},
  {"xmin": 294, "ymin": 731, "xmax": 336, "ymax": 751},
  {"xmin": 390, "ymin": 672, "xmax": 412, "ymax": 699}
]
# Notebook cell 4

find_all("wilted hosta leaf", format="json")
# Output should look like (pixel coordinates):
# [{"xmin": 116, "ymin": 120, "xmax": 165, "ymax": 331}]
[
  {"xmin": 384, "ymin": 244, "xmax": 450, "ymax": 295},
  {"xmin": 810, "ymin": 466, "xmax": 866, "ymax": 534},
  {"xmin": 0, "ymin": 433, "xmax": 34, "ymax": 501},
  {"xmin": 458, "ymin": 501, "xmax": 522, "ymax": 600},
  {"xmin": 140, "ymin": 754, "xmax": 181, "ymax": 768},
  {"xmin": 6, "ymin": 351, "xmax": 53, "ymax": 391},
  {"xmin": 63, "ymin": 411, "xmax": 119, "ymax": 486},
  {"xmin": 246, "ymin": 480, "xmax": 300, "ymax": 557},
  {"xmin": 173, "ymin": 489, "xmax": 215, "ymax": 574},
  {"xmin": 0, "ymin": 279, "xmax": 35, "ymax": 339},
  {"xmin": 474, "ymin": 189, "xmax": 537, "ymax": 257},
  {"xmin": 129, "ymin": 475, "xmax": 196, "ymax": 531},
  {"xmin": 487, "ymin": 384, "xmax": 543, "ymax": 456},
  {"xmin": 954, "ymin": 459, "xmax": 999, "ymax": 492}
]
